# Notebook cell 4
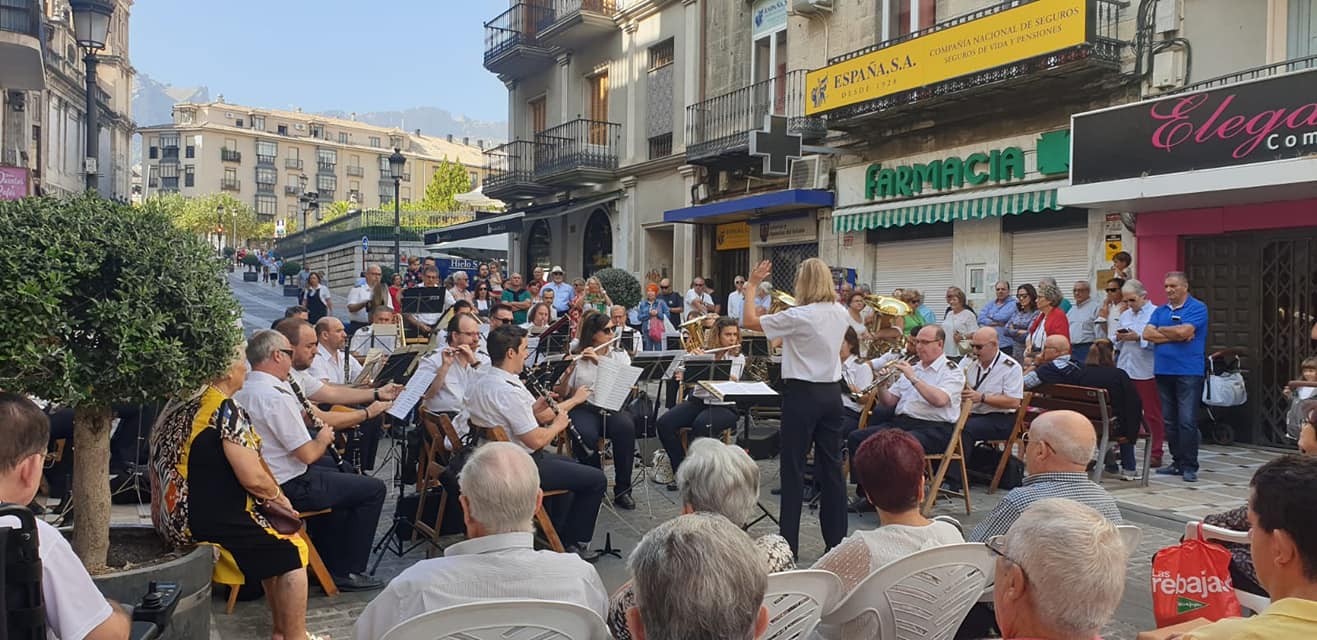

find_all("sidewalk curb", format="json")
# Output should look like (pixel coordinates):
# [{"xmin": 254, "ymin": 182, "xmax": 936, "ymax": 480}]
[{"xmin": 1118, "ymin": 499, "xmax": 1192, "ymax": 534}]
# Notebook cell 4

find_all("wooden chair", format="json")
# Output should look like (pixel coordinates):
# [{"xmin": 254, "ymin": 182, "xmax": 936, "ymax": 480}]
[
  {"xmin": 485, "ymin": 427, "xmax": 567, "ymax": 553},
  {"xmin": 1029, "ymin": 384, "xmax": 1152, "ymax": 486},
  {"xmin": 411, "ymin": 411, "xmax": 457, "ymax": 553},
  {"xmin": 986, "ymin": 391, "xmax": 1037, "ymax": 494},
  {"xmin": 922, "ymin": 398, "xmax": 974, "ymax": 516},
  {"xmin": 298, "ymin": 509, "xmax": 339, "ymax": 597}
]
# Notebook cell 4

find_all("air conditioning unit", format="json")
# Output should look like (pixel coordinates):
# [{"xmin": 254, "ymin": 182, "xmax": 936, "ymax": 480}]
[
  {"xmin": 791, "ymin": 0, "xmax": 834, "ymax": 15},
  {"xmin": 788, "ymin": 155, "xmax": 831, "ymax": 190}
]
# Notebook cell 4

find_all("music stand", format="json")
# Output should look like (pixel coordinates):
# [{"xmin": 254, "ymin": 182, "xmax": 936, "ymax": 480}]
[
  {"xmin": 681, "ymin": 358, "xmax": 733, "ymax": 386},
  {"xmin": 742, "ymin": 335, "xmax": 771, "ymax": 358},
  {"xmin": 373, "ymin": 348, "xmax": 424, "ymax": 386},
  {"xmin": 525, "ymin": 357, "xmax": 573, "ymax": 393},
  {"xmin": 621, "ymin": 351, "xmax": 682, "ymax": 515},
  {"xmin": 537, "ymin": 316, "xmax": 572, "ymax": 357},
  {"xmin": 401, "ymin": 287, "xmax": 448, "ymax": 338}
]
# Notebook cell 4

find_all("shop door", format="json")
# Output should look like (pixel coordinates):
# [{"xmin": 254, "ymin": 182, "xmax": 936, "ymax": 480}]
[
  {"xmin": 869, "ymin": 238, "xmax": 954, "ymax": 303},
  {"xmin": 766, "ymin": 243, "xmax": 819, "ymax": 295},
  {"xmin": 1186, "ymin": 230, "xmax": 1317, "ymax": 445},
  {"xmin": 1010, "ymin": 227, "xmax": 1093, "ymax": 291},
  {"xmin": 715, "ymin": 248, "xmax": 750, "ymax": 312}
]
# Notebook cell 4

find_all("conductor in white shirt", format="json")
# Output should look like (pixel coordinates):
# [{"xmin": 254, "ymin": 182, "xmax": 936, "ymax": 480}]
[
  {"xmin": 353, "ymin": 442, "xmax": 607, "ymax": 640},
  {"xmin": 742, "ymin": 258, "xmax": 852, "ymax": 555}
]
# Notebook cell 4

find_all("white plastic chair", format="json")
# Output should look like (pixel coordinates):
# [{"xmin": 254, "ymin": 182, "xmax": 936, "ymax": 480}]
[
  {"xmin": 762, "ymin": 570, "xmax": 845, "ymax": 640},
  {"xmin": 816, "ymin": 543, "xmax": 996, "ymax": 640},
  {"xmin": 1183, "ymin": 521, "xmax": 1272, "ymax": 614},
  {"xmin": 378, "ymin": 599, "xmax": 611, "ymax": 640}
]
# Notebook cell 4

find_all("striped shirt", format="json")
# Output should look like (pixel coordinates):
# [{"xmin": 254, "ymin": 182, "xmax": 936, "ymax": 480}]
[{"xmin": 968, "ymin": 472, "xmax": 1123, "ymax": 541}]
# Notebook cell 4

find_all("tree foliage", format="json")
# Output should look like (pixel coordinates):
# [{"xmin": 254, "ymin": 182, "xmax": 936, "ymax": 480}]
[
  {"xmin": 594, "ymin": 268, "xmax": 642, "ymax": 310},
  {"xmin": 143, "ymin": 191, "xmax": 260, "ymax": 246},
  {"xmin": 0, "ymin": 194, "xmax": 243, "ymax": 569},
  {"xmin": 416, "ymin": 156, "xmax": 473, "ymax": 212}
]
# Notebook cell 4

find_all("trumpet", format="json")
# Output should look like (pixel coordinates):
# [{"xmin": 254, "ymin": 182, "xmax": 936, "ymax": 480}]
[{"xmin": 850, "ymin": 353, "xmax": 920, "ymax": 402}]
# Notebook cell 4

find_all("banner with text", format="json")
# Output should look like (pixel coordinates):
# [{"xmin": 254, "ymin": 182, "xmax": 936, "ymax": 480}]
[{"xmin": 804, "ymin": 0, "xmax": 1093, "ymax": 116}]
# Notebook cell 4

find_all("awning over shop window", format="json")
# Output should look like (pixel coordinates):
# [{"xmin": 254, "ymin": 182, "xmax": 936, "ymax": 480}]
[
  {"xmin": 832, "ymin": 183, "xmax": 1063, "ymax": 233},
  {"xmin": 664, "ymin": 189, "xmax": 835, "ymax": 225}
]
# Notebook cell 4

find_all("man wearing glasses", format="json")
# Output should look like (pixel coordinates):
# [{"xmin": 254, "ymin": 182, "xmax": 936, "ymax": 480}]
[
  {"xmin": 977, "ymin": 280, "xmax": 1018, "ymax": 357},
  {"xmin": 1067, "ymin": 281, "xmax": 1100, "ymax": 364},
  {"xmin": 658, "ymin": 277, "xmax": 684, "ymax": 328},
  {"xmin": 544, "ymin": 266, "xmax": 575, "ymax": 316},
  {"xmin": 421, "ymin": 313, "xmax": 489, "ymax": 420},
  {"xmin": 684, "ymin": 277, "xmax": 715, "ymax": 316},
  {"xmin": 968, "ymin": 410, "xmax": 1122, "ymax": 542},
  {"xmin": 945, "ymin": 327, "xmax": 1025, "ymax": 487}
]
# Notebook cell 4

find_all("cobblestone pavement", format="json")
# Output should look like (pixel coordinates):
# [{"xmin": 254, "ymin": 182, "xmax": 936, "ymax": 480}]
[{"xmin": 196, "ymin": 274, "xmax": 1285, "ymax": 639}]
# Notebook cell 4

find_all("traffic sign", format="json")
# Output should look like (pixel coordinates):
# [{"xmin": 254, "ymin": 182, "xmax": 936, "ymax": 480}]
[{"xmin": 361, "ymin": 235, "xmax": 369, "ymax": 251}]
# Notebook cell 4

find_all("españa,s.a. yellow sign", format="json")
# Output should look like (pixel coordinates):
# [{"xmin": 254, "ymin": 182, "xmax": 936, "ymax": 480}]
[
  {"xmin": 804, "ymin": 0, "xmax": 1093, "ymax": 116},
  {"xmin": 716, "ymin": 221, "xmax": 751, "ymax": 251}
]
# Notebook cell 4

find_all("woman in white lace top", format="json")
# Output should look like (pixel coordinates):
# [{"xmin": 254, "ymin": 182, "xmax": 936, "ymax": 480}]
[
  {"xmin": 607, "ymin": 438, "xmax": 794, "ymax": 639},
  {"xmin": 813, "ymin": 429, "xmax": 964, "ymax": 640}
]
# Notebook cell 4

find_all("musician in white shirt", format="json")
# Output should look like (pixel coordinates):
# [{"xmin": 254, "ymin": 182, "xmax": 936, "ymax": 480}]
[
  {"xmin": 840, "ymin": 327, "xmax": 876, "ymax": 436},
  {"xmin": 308, "ymin": 317, "xmax": 364, "ymax": 385},
  {"xmin": 743, "ymin": 257, "xmax": 852, "ymax": 555},
  {"xmin": 420, "ymin": 313, "xmax": 489, "ymax": 418},
  {"xmin": 656, "ymin": 317, "xmax": 746, "ymax": 478},
  {"xmin": 344, "ymin": 264, "xmax": 393, "ymax": 336},
  {"xmin": 354, "ymin": 442, "xmax": 607, "ymax": 640},
  {"xmin": 940, "ymin": 327, "xmax": 1025, "ymax": 487},
  {"xmin": 402, "ymin": 266, "xmax": 455, "ymax": 339},
  {"xmin": 454, "ymin": 325, "xmax": 605, "ymax": 557},
  {"xmin": 554, "ymin": 312, "xmax": 639, "ymax": 510}
]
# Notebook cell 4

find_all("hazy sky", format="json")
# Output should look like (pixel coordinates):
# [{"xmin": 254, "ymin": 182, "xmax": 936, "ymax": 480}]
[{"xmin": 130, "ymin": 0, "xmax": 508, "ymax": 120}]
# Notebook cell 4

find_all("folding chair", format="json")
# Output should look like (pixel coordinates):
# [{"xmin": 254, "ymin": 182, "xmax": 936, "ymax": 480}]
[
  {"xmin": 298, "ymin": 509, "xmax": 339, "ymax": 597},
  {"xmin": 486, "ymin": 427, "xmax": 567, "ymax": 553},
  {"xmin": 987, "ymin": 392, "xmax": 1035, "ymax": 494},
  {"xmin": 922, "ymin": 398, "xmax": 974, "ymax": 515},
  {"xmin": 410, "ymin": 411, "xmax": 457, "ymax": 553}
]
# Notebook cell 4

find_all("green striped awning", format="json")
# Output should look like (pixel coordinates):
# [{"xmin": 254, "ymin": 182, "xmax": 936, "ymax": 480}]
[{"xmin": 833, "ymin": 185, "xmax": 1063, "ymax": 233}]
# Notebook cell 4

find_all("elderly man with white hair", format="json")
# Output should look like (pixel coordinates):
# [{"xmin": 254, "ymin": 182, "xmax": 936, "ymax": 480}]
[
  {"xmin": 353, "ymin": 442, "xmax": 607, "ymax": 640},
  {"xmin": 969, "ymin": 410, "xmax": 1122, "ymax": 541},
  {"xmin": 607, "ymin": 439, "xmax": 793, "ymax": 639},
  {"xmin": 626, "ymin": 512, "xmax": 770, "ymax": 640},
  {"xmin": 991, "ymin": 498, "xmax": 1128, "ymax": 640}
]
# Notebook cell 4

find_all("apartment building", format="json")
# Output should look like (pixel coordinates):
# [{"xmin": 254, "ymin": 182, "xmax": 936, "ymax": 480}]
[
  {"xmin": 0, "ymin": 0, "xmax": 135, "ymax": 201},
  {"xmin": 136, "ymin": 100, "xmax": 486, "ymax": 229}
]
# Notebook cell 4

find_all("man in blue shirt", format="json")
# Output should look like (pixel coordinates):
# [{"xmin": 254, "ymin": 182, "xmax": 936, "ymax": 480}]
[
  {"xmin": 978, "ymin": 280, "xmax": 1018, "ymax": 356},
  {"xmin": 544, "ymin": 265, "xmax": 575, "ymax": 316},
  {"xmin": 1143, "ymin": 271, "xmax": 1209, "ymax": 483}
]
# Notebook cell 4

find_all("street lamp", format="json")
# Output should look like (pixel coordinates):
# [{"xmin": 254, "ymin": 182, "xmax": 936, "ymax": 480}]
[
  {"xmin": 216, "ymin": 204, "xmax": 226, "ymax": 257},
  {"xmin": 297, "ymin": 174, "xmax": 319, "ymax": 268},
  {"xmin": 70, "ymin": 0, "xmax": 115, "ymax": 195},
  {"xmin": 388, "ymin": 148, "xmax": 406, "ymax": 274}
]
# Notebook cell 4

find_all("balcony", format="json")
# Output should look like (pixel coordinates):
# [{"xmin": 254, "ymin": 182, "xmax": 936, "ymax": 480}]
[
  {"xmin": 815, "ymin": 0, "xmax": 1129, "ymax": 131},
  {"xmin": 483, "ymin": 140, "xmax": 555, "ymax": 201},
  {"xmin": 285, "ymin": 158, "xmax": 303, "ymax": 170},
  {"xmin": 284, "ymin": 185, "xmax": 302, "ymax": 195},
  {"xmin": 161, "ymin": 147, "xmax": 180, "ymax": 162},
  {"xmin": 537, "ymin": 0, "xmax": 619, "ymax": 51},
  {"xmin": 256, "ymin": 183, "xmax": 275, "ymax": 195},
  {"xmin": 346, "ymin": 165, "xmax": 365, "ymax": 177},
  {"xmin": 685, "ymin": 70, "xmax": 826, "ymax": 164},
  {"xmin": 534, "ymin": 119, "xmax": 621, "ymax": 186},
  {"xmin": 221, "ymin": 178, "xmax": 241, "ymax": 191},
  {"xmin": 221, "ymin": 148, "xmax": 242, "ymax": 163},
  {"xmin": 317, "ymin": 161, "xmax": 336, "ymax": 174},
  {"xmin": 483, "ymin": 2, "xmax": 555, "ymax": 76},
  {"xmin": 257, "ymin": 154, "xmax": 276, "ymax": 166},
  {"xmin": 0, "ymin": 0, "xmax": 43, "ymax": 90}
]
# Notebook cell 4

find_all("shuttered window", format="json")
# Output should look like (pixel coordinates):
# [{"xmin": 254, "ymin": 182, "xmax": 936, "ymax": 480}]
[
  {"xmin": 1010, "ymin": 228, "xmax": 1094, "ymax": 293},
  {"xmin": 869, "ymin": 238, "xmax": 955, "ymax": 302}
]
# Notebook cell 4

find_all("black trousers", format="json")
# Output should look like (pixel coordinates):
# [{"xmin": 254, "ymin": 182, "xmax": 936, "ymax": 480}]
[
  {"xmin": 847, "ymin": 415, "xmax": 954, "ymax": 485},
  {"xmin": 343, "ymin": 416, "xmax": 385, "ymax": 471},
  {"xmin": 918, "ymin": 412, "xmax": 1017, "ymax": 485},
  {"xmin": 780, "ymin": 379, "xmax": 846, "ymax": 555},
  {"xmin": 656, "ymin": 399, "xmax": 739, "ymax": 472},
  {"xmin": 533, "ymin": 450, "xmax": 606, "ymax": 546},
  {"xmin": 568, "ymin": 406, "xmax": 636, "ymax": 496},
  {"xmin": 282, "ymin": 464, "xmax": 386, "ymax": 577}
]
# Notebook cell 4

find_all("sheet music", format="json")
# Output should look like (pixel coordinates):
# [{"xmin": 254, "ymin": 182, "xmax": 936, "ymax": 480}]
[
  {"xmin": 590, "ymin": 357, "xmax": 643, "ymax": 412},
  {"xmin": 354, "ymin": 349, "xmax": 386, "ymax": 385},
  {"xmin": 660, "ymin": 350, "xmax": 687, "ymax": 380},
  {"xmin": 386, "ymin": 366, "xmax": 437, "ymax": 420},
  {"xmin": 698, "ymin": 381, "xmax": 779, "ymax": 399}
]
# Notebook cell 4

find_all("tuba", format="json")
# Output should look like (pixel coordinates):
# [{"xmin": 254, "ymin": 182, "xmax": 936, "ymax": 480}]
[
  {"xmin": 766, "ymin": 287, "xmax": 797, "ymax": 314},
  {"xmin": 862, "ymin": 294, "xmax": 911, "ymax": 358},
  {"xmin": 679, "ymin": 314, "xmax": 717, "ymax": 352}
]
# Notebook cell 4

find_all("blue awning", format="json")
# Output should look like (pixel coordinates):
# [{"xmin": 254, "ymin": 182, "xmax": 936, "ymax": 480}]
[
  {"xmin": 664, "ymin": 189, "xmax": 834, "ymax": 225},
  {"xmin": 423, "ymin": 212, "xmax": 522, "ymax": 245}
]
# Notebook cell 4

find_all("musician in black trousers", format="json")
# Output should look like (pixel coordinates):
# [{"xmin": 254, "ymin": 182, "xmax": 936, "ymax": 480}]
[
  {"xmin": 656, "ymin": 316, "xmax": 745, "ymax": 480},
  {"xmin": 556, "ymin": 312, "xmax": 638, "ymax": 510},
  {"xmin": 742, "ymin": 258, "xmax": 852, "ymax": 556}
]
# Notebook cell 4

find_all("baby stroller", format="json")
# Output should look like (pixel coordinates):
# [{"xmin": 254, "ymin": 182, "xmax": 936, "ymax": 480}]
[{"xmin": 1199, "ymin": 349, "xmax": 1248, "ymax": 445}]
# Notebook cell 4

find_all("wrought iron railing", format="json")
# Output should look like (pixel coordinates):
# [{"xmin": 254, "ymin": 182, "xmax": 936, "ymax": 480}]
[
  {"xmin": 275, "ymin": 208, "xmax": 476, "ymax": 256},
  {"xmin": 221, "ymin": 148, "xmax": 242, "ymax": 163},
  {"xmin": 685, "ymin": 69, "xmax": 824, "ymax": 158},
  {"xmin": 534, "ymin": 119, "xmax": 620, "ymax": 176},
  {"xmin": 0, "ymin": 0, "xmax": 40, "ymax": 38},
  {"xmin": 221, "ymin": 178, "xmax": 241, "ymax": 191},
  {"xmin": 256, "ymin": 154, "xmax": 276, "ymax": 166},
  {"xmin": 484, "ymin": 2, "xmax": 555, "ymax": 64},
  {"xmin": 346, "ymin": 165, "xmax": 365, "ymax": 177},
  {"xmin": 1164, "ymin": 54, "xmax": 1317, "ymax": 96},
  {"xmin": 546, "ymin": 0, "xmax": 618, "ymax": 19},
  {"xmin": 484, "ymin": 140, "xmax": 545, "ymax": 191},
  {"xmin": 317, "ymin": 161, "xmax": 336, "ymax": 174},
  {"xmin": 284, "ymin": 185, "xmax": 301, "ymax": 195}
]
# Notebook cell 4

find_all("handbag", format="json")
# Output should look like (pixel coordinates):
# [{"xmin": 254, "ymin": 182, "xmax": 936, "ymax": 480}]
[
  {"xmin": 647, "ymin": 316, "xmax": 665, "ymax": 343},
  {"xmin": 1203, "ymin": 357, "xmax": 1247, "ymax": 407},
  {"xmin": 255, "ymin": 498, "xmax": 302, "ymax": 536},
  {"xmin": 1152, "ymin": 527, "xmax": 1241, "ymax": 626}
]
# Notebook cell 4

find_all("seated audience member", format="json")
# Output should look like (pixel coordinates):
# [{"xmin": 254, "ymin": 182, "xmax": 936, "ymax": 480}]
[
  {"xmin": 626, "ymin": 513, "xmax": 770, "ymax": 640},
  {"xmin": 1202, "ymin": 415, "xmax": 1316, "ymax": 597},
  {"xmin": 1022, "ymin": 334, "xmax": 1082, "ymax": 390},
  {"xmin": 149, "ymin": 346, "xmax": 315, "ymax": 640},
  {"xmin": 234, "ymin": 330, "xmax": 387, "ymax": 592},
  {"xmin": 992, "ymin": 499, "xmax": 1128, "ymax": 640},
  {"xmin": 354, "ymin": 442, "xmax": 607, "ymax": 640},
  {"xmin": 814, "ymin": 430, "xmax": 964, "ymax": 640},
  {"xmin": 271, "ymin": 304, "xmax": 309, "ymax": 329},
  {"xmin": 608, "ymin": 439, "xmax": 793, "ymax": 639},
  {"xmin": 0, "ymin": 393, "xmax": 132, "ymax": 640},
  {"xmin": 1078, "ymin": 340, "xmax": 1143, "ymax": 480},
  {"xmin": 1184, "ymin": 454, "xmax": 1317, "ymax": 640},
  {"xmin": 969, "ymin": 410, "xmax": 1122, "ymax": 541}
]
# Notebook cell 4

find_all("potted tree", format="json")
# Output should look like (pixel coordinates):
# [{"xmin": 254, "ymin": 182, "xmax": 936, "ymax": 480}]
[
  {"xmin": 594, "ymin": 267, "xmax": 642, "ymax": 311},
  {"xmin": 281, "ymin": 261, "xmax": 304, "ymax": 297},
  {"xmin": 241, "ymin": 253, "xmax": 261, "ymax": 281},
  {"xmin": 0, "ymin": 194, "xmax": 241, "ymax": 637}
]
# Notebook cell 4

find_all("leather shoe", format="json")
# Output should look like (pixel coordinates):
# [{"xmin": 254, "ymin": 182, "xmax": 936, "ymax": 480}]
[
  {"xmin": 613, "ymin": 494, "xmax": 636, "ymax": 510},
  {"xmin": 1150, "ymin": 455, "xmax": 1163, "ymax": 469},
  {"xmin": 1155, "ymin": 465, "xmax": 1183, "ymax": 476},
  {"xmin": 848, "ymin": 496, "xmax": 875, "ymax": 513},
  {"xmin": 332, "ymin": 573, "xmax": 383, "ymax": 592},
  {"xmin": 565, "ymin": 543, "xmax": 601, "ymax": 563}
]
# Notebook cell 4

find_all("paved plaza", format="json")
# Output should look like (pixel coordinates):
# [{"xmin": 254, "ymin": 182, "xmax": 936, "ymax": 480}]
[{"xmin": 91, "ymin": 274, "xmax": 1287, "ymax": 639}]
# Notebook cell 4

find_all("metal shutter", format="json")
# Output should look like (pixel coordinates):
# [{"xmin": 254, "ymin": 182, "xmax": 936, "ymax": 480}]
[
  {"xmin": 870, "ymin": 238, "xmax": 955, "ymax": 301},
  {"xmin": 1010, "ymin": 228, "xmax": 1093, "ymax": 292}
]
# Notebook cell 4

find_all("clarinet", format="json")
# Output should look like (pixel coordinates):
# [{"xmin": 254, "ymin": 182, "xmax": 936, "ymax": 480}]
[
  {"xmin": 286, "ymin": 374, "xmax": 347, "ymax": 468},
  {"xmin": 522, "ymin": 376, "xmax": 594, "ymax": 457}
]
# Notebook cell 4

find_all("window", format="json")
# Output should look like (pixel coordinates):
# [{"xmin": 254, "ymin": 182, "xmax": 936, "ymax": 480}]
[
  {"xmin": 256, "ymin": 167, "xmax": 277, "ymax": 184},
  {"xmin": 648, "ymin": 133, "xmax": 673, "ymax": 159},
  {"xmin": 277, "ymin": 124, "xmax": 288, "ymax": 135},
  {"xmin": 648, "ymin": 38, "xmax": 674, "ymax": 70},
  {"xmin": 185, "ymin": 145, "xmax": 194, "ymax": 158},
  {"xmin": 224, "ymin": 168, "xmax": 237, "ymax": 181},
  {"xmin": 257, "ymin": 140, "xmax": 277, "ymax": 157},
  {"xmin": 252, "ymin": 115, "xmax": 265, "ymax": 131},
  {"xmin": 287, "ymin": 204, "xmax": 298, "ymax": 217},
  {"xmin": 339, "ymin": 132, "xmax": 349, "ymax": 144},
  {"xmin": 469, "ymin": 171, "xmax": 479, "ymax": 189},
  {"xmin": 184, "ymin": 165, "xmax": 195, "ymax": 187},
  {"xmin": 310, "ymin": 124, "xmax": 324, "ymax": 138},
  {"xmin": 529, "ymin": 97, "xmax": 547, "ymax": 135},
  {"xmin": 159, "ymin": 163, "xmax": 179, "ymax": 178},
  {"xmin": 883, "ymin": 0, "xmax": 936, "ymax": 41},
  {"xmin": 149, "ymin": 146, "xmax": 158, "ymax": 159},
  {"xmin": 256, "ymin": 196, "xmax": 277, "ymax": 216},
  {"xmin": 369, "ymin": 136, "xmax": 381, "ymax": 148},
  {"xmin": 147, "ymin": 165, "xmax": 159, "ymax": 187},
  {"xmin": 317, "ymin": 148, "xmax": 337, "ymax": 166},
  {"xmin": 224, "ymin": 138, "xmax": 237, "ymax": 151},
  {"xmin": 161, "ymin": 134, "xmax": 180, "ymax": 148},
  {"xmin": 317, "ymin": 174, "xmax": 337, "ymax": 193},
  {"xmin": 1291, "ymin": 0, "xmax": 1317, "ymax": 58},
  {"xmin": 349, "ymin": 180, "xmax": 360, "ymax": 192},
  {"xmin": 378, "ymin": 155, "xmax": 391, "ymax": 172}
]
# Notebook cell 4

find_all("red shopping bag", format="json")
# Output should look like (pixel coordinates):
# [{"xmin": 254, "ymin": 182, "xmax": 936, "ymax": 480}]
[{"xmin": 1151, "ymin": 528, "xmax": 1242, "ymax": 627}]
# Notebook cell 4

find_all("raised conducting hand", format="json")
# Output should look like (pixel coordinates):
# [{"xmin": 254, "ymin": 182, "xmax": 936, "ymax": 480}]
[{"xmin": 748, "ymin": 260, "xmax": 771, "ymax": 287}]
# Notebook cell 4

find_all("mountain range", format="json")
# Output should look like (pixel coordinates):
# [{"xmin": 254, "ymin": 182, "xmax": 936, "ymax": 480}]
[{"xmin": 131, "ymin": 72, "xmax": 506, "ymax": 165}]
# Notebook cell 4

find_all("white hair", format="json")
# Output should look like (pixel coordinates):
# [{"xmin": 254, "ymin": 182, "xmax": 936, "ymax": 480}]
[
  {"xmin": 676, "ymin": 438, "xmax": 760, "ymax": 525},
  {"xmin": 246, "ymin": 330, "xmax": 287, "ymax": 365},
  {"xmin": 1122, "ymin": 279, "xmax": 1148, "ymax": 297},
  {"xmin": 630, "ymin": 513, "xmax": 766, "ymax": 640},
  {"xmin": 1004, "ymin": 499, "xmax": 1127, "ymax": 638},
  {"xmin": 457, "ymin": 442, "xmax": 540, "ymax": 534}
]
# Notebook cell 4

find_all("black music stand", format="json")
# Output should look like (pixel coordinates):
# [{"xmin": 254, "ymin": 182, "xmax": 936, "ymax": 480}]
[
  {"xmin": 709, "ymin": 384, "xmax": 783, "ymax": 529},
  {"xmin": 400, "ymin": 287, "xmax": 448, "ymax": 338},
  {"xmin": 536, "ymin": 316, "xmax": 572, "ymax": 358},
  {"xmin": 742, "ymin": 335, "xmax": 772, "ymax": 358},
  {"xmin": 525, "ymin": 357, "xmax": 573, "ymax": 394},
  {"xmin": 373, "ymin": 349, "xmax": 423, "ymax": 386}
]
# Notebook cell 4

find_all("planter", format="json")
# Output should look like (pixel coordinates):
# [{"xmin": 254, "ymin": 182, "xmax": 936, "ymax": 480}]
[
  {"xmin": 83, "ymin": 526, "xmax": 214, "ymax": 640},
  {"xmin": 242, "ymin": 272, "xmax": 259, "ymax": 282},
  {"xmin": 283, "ymin": 285, "xmax": 302, "ymax": 297}
]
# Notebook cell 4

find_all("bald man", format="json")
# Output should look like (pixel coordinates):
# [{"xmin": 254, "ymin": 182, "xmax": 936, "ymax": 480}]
[
  {"xmin": 1023, "ymin": 335, "xmax": 1082, "ymax": 390},
  {"xmin": 968, "ymin": 410, "xmax": 1122, "ymax": 541},
  {"xmin": 935, "ymin": 327, "xmax": 1025, "ymax": 486}
]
